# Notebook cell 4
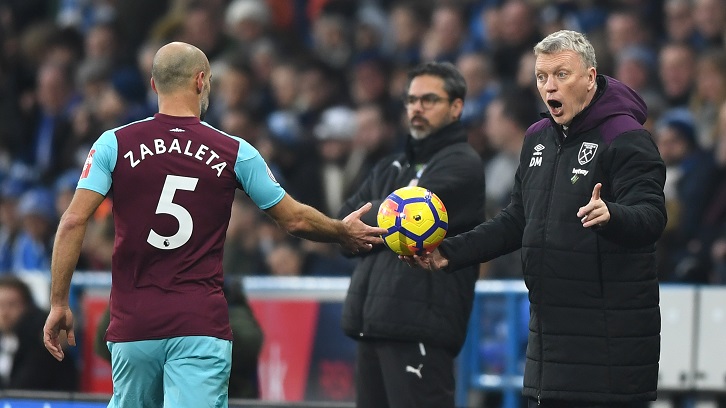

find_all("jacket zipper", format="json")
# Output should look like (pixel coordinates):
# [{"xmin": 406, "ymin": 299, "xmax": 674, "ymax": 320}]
[{"xmin": 537, "ymin": 139, "xmax": 563, "ymax": 403}]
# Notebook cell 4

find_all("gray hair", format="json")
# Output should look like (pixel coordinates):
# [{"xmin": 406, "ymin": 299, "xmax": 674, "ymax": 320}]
[
  {"xmin": 533, "ymin": 30, "xmax": 597, "ymax": 69},
  {"xmin": 225, "ymin": 0, "xmax": 270, "ymax": 27}
]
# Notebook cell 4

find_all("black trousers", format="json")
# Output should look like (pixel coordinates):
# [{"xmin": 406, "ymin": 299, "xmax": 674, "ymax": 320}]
[
  {"xmin": 356, "ymin": 339, "xmax": 456, "ymax": 408},
  {"xmin": 528, "ymin": 398, "xmax": 650, "ymax": 408}
]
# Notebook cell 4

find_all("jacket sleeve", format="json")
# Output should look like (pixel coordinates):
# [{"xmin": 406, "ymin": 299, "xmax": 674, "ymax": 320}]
[
  {"xmin": 438, "ymin": 164, "xmax": 526, "ymax": 271},
  {"xmin": 596, "ymin": 130, "xmax": 667, "ymax": 247}
]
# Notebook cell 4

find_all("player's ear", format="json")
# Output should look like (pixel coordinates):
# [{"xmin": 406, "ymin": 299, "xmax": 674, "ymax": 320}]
[{"xmin": 195, "ymin": 71, "xmax": 205, "ymax": 95}]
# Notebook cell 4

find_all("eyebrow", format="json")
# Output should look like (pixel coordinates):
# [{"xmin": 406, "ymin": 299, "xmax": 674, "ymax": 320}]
[
  {"xmin": 407, "ymin": 92, "xmax": 446, "ymax": 96},
  {"xmin": 535, "ymin": 64, "xmax": 571, "ymax": 73}
]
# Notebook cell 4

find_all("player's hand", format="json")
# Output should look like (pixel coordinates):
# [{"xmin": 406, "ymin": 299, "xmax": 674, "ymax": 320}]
[
  {"xmin": 340, "ymin": 202, "xmax": 388, "ymax": 254},
  {"xmin": 577, "ymin": 183, "xmax": 610, "ymax": 228},
  {"xmin": 43, "ymin": 306, "xmax": 76, "ymax": 361},
  {"xmin": 400, "ymin": 248, "xmax": 449, "ymax": 271}
]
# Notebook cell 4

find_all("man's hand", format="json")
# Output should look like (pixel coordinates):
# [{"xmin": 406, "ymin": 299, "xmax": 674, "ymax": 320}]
[
  {"xmin": 43, "ymin": 306, "xmax": 76, "ymax": 361},
  {"xmin": 340, "ymin": 202, "xmax": 388, "ymax": 254},
  {"xmin": 577, "ymin": 183, "xmax": 610, "ymax": 228},
  {"xmin": 400, "ymin": 248, "xmax": 450, "ymax": 271}
]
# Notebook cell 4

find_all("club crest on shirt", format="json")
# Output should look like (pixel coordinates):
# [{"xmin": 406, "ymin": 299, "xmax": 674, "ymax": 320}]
[
  {"xmin": 81, "ymin": 149, "xmax": 96, "ymax": 179},
  {"xmin": 578, "ymin": 142, "xmax": 598, "ymax": 165}
]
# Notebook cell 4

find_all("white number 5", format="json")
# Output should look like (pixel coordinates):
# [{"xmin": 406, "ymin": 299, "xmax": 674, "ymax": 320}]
[{"xmin": 147, "ymin": 175, "xmax": 198, "ymax": 250}]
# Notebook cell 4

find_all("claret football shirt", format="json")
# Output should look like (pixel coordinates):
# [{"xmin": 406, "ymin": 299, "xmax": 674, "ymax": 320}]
[{"xmin": 78, "ymin": 113, "xmax": 285, "ymax": 342}]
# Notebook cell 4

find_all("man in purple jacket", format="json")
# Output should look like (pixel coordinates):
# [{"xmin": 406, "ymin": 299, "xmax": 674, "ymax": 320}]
[{"xmin": 42, "ymin": 41, "xmax": 385, "ymax": 408}]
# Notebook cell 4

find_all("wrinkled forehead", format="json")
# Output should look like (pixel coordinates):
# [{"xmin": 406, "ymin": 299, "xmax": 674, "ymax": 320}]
[{"xmin": 535, "ymin": 50, "xmax": 588, "ymax": 72}]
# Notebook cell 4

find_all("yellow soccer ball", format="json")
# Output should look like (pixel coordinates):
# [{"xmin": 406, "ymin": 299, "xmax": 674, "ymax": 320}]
[{"xmin": 377, "ymin": 186, "xmax": 448, "ymax": 256}]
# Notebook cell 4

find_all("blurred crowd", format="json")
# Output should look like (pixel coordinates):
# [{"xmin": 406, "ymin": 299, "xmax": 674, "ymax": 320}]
[
  {"xmin": 0, "ymin": 0, "xmax": 726, "ymax": 396},
  {"xmin": 2, "ymin": 0, "xmax": 726, "ymax": 386}
]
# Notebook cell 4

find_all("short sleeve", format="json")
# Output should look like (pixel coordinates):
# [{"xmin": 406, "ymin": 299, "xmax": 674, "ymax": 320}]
[
  {"xmin": 77, "ymin": 129, "xmax": 118, "ymax": 196},
  {"xmin": 234, "ymin": 147, "xmax": 285, "ymax": 210}
]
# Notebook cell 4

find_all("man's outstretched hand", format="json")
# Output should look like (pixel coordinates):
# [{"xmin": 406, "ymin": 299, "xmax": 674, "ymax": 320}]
[
  {"xmin": 340, "ymin": 202, "xmax": 388, "ymax": 254},
  {"xmin": 399, "ymin": 248, "xmax": 449, "ymax": 271}
]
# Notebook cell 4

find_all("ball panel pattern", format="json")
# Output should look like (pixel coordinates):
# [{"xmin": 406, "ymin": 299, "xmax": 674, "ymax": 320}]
[{"xmin": 377, "ymin": 186, "xmax": 448, "ymax": 256}]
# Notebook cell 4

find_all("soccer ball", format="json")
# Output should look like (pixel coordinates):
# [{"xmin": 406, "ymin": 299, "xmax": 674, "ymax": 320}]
[{"xmin": 377, "ymin": 186, "xmax": 448, "ymax": 256}]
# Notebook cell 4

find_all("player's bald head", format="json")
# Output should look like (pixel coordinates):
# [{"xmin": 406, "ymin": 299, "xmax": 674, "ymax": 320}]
[{"xmin": 151, "ymin": 42, "xmax": 210, "ymax": 93}]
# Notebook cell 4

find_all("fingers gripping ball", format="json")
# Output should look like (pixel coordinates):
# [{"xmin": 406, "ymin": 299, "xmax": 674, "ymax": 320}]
[{"xmin": 377, "ymin": 186, "xmax": 448, "ymax": 256}]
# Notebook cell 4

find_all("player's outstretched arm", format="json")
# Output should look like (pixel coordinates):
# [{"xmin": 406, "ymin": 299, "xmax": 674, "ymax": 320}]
[
  {"xmin": 400, "ymin": 248, "xmax": 450, "ymax": 271},
  {"xmin": 44, "ymin": 189, "xmax": 105, "ymax": 361},
  {"xmin": 265, "ymin": 194, "xmax": 387, "ymax": 253}
]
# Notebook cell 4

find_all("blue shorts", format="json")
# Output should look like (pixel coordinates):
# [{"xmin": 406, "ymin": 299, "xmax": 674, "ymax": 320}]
[{"xmin": 107, "ymin": 336, "xmax": 232, "ymax": 408}]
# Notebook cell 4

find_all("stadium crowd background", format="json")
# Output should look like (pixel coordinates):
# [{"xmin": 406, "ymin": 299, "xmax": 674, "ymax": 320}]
[{"xmin": 1, "ymin": 0, "xmax": 726, "ymax": 395}]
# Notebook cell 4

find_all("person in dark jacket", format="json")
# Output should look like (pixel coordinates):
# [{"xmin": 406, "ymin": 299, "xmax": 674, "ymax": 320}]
[
  {"xmin": 337, "ymin": 61, "xmax": 486, "ymax": 408},
  {"xmin": 406, "ymin": 30, "xmax": 667, "ymax": 408},
  {"xmin": 0, "ymin": 275, "xmax": 78, "ymax": 391}
]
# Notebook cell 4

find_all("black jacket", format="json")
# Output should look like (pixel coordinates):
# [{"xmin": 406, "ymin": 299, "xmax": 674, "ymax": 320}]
[
  {"xmin": 440, "ymin": 76, "xmax": 666, "ymax": 402},
  {"xmin": 2, "ymin": 306, "xmax": 78, "ymax": 391},
  {"xmin": 338, "ymin": 122, "xmax": 486, "ymax": 353}
]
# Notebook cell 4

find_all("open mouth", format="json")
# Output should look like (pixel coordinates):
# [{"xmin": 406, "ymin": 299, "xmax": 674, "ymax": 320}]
[{"xmin": 547, "ymin": 99, "xmax": 563, "ymax": 116}]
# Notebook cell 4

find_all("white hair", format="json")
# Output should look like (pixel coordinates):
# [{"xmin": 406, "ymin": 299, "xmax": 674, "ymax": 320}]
[
  {"xmin": 225, "ymin": 0, "xmax": 270, "ymax": 27},
  {"xmin": 534, "ymin": 30, "xmax": 598, "ymax": 69}
]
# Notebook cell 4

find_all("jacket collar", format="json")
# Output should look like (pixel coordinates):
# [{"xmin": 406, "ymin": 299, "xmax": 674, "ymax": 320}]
[{"xmin": 405, "ymin": 121, "xmax": 467, "ymax": 163}]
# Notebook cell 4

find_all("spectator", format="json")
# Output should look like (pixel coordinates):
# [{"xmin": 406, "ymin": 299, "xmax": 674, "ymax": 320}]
[
  {"xmin": 205, "ymin": 56, "xmax": 257, "ymax": 127},
  {"xmin": 614, "ymin": 45, "xmax": 663, "ymax": 118},
  {"xmin": 265, "ymin": 111, "xmax": 324, "ymax": 210},
  {"xmin": 0, "ymin": 179, "xmax": 29, "ymax": 274},
  {"xmin": 662, "ymin": 0, "xmax": 700, "ymax": 47},
  {"xmin": 351, "ymin": 103, "xmax": 400, "ymax": 179},
  {"xmin": 348, "ymin": 56, "xmax": 391, "ymax": 108},
  {"xmin": 18, "ymin": 61, "xmax": 78, "ymax": 183},
  {"xmin": 654, "ymin": 108, "xmax": 716, "ymax": 282},
  {"xmin": 456, "ymin": 51, "xmax": 499, "ymax": 127},
  {"xmin": 224, "ymin": 279, "xmax": 264, "ymax": 398},
  {"xmin": 690, "ymin": 48, "xmax": 726, "ymax": 149},
  {"xmin": 12, "ymin": 188, "xmax": 56, "ymax": 274},
  {"xmin": 693, "ymin": 0, "xmax": 726, "ymax": 49},
  {"xmin": 313, "ymin": 105, "xmax": 360, "ymax": 216},
  {"xmin": 703, "ymin": 104, "xmax": 726, "ymax": 284},
  {"xmin": 388, "ymin": 2, "xmax": 427, "ymax": 66},
  {"xmin": 490, "ymin": 0, "xmax": 541, "ymax": 82},
  {"xmin": 224, "ymin": 196, "xmax": 266, "ymax": 276},
  {"xmin": 265, "ymin": 241, "xmax": 305, "ymax": 277},
  {"xmin": 310, "ymin": 13, "xmax": 353, "ymax": 70},
  {"xmin": 658, "ymin": 42, "xmax": 696, "ymax": 109},
  {"xmin": 420, "ymin": 4, "xmax": 467, "ymax": 63},
  {"xmin": 0, "ymin": 275, "xmax": 78, "ymax": 391},
  {"xmin": 297, "ymin": 60, "xmax": 343, "ymax": 133},
  {"xmin": 174, "ymin": 1, "xmax": 235, "ymax": 62},
  {"xmin": 224, "ymin": 0, "xmax": 272, "ymax": 55},
  {"xmin": 605, "ymin": 9, "xmax": 653, "ymax": 57}
]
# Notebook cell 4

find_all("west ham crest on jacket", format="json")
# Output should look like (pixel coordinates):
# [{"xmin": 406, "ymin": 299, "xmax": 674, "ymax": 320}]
[{"xmin": 577, "ymin": 142, "xmax": 598, "ymax": 165}]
